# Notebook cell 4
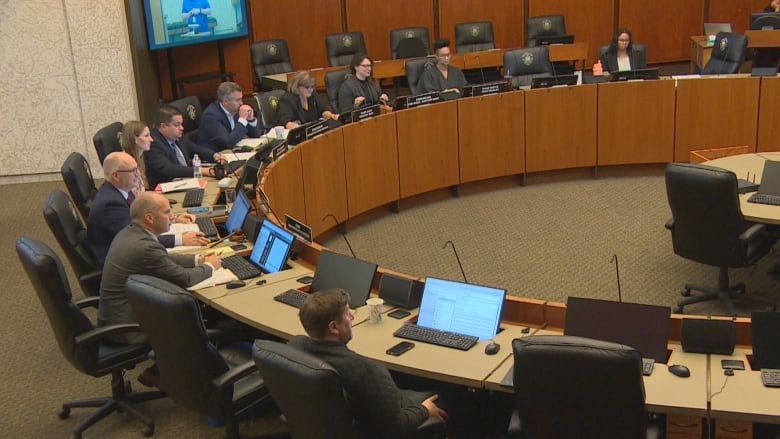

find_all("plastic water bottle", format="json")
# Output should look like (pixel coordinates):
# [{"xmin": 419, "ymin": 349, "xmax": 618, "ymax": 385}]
[{"xmin": 192, "ymin": 154, "xmax": 202, "ymax": 179}]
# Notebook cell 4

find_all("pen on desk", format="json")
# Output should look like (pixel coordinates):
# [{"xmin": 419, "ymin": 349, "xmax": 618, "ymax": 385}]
[{"xmin": 173, "ymin": 182, "xmax": 186, "ymax": 189}]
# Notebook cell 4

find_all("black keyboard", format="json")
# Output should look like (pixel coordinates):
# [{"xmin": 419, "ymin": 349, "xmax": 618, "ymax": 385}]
[
  {"xmin": 642, "ymin": 358, "xmax": 655, "ymax": 376},
  {"xmin": 182, "ymin": 188, "xmax": 205, "ymax": 207},
  {"xmin": 393, "ymin": 324, "xmax": 478, "ymax": 351},
  {"xmin": 195, "ymin": 217, "xmax": 218, "ymax": 239},
  {"xmin": 761, "ymin": 369, "xmax": 780, "ymax": 387},
  {"xmin": 274, "ymin": 289, "xmax": 309, "ymax": 308},
  {"xmin": 221, "ymin": 255, "xmax": 261, "ymax": 280},
  {"xmin": 748, "ymin": 193, "xmax": 780, "ymax": 206}
]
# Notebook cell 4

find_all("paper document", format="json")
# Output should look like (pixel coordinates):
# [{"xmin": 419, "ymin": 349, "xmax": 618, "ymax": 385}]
[
  {"xmin": 188, "ymin": 268, "xmax": 238, "ymax": 290},
  {"xmin": 158, "ymin": 178, "xmax": 201, "ymax": 193}
]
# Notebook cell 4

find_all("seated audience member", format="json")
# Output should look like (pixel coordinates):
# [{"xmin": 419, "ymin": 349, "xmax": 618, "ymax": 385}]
[
  {"xmin": 598, "ymin": 28, "xmax": 647, "ymax": 74},
  {"xmin": 278, "ymin": 71, "xmax": 339, "ymax": 129},
  {"xmin": 337, "ymin": 53, "xmax": 390, "ymax": 112},
  {"xmin": 417, "ymin": 39, "xmax": 468, "ymax": 95},
  {"xmin": 144, "ymin": 105, "xmax": 226, "ymax": 189},
  {"xmin": 120, "ymin": 120, "xmax": 152, "ymax": 195},
  {"xmin": 288, "ymin": 289, "xmax": 448, "ymax": 439},
  {"xmin": 88, "ymin": 152, "xmax": 209, "ymax": 267},
  {"xmin": 197, "ymin": 82, "xmax": 263, "ymax": 152}
]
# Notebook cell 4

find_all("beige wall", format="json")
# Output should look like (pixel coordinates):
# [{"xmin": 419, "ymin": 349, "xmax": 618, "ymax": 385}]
[{"xmin": 0, "ymin": 0, "xmax": 138, "ymax": 183}]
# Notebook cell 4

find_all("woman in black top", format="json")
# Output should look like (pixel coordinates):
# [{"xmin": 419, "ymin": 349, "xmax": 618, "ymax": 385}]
[
  {"xmin": 277, "ymin": 71, "xmax": 338, "ymax": 129},
  {"xmin": 599, "ymin": 27, "xmax": 647, "ymax": 74},
  {"xmin": 337, "ymin": 53, "xmax": 389, "ymax": 112}
]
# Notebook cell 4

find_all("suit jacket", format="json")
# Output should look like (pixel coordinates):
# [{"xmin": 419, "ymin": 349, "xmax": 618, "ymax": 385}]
[
  {"xmin": 197, "ymin": 101, "xmax": 263, "ymax": 152},
  {"xmin": 98, "ymin": 224, "xmax": 212, "ymax": 344},
  {"xmin": 600, "ymin": 47, "xmax": 647, "ymax": 73},
  {"xmin": 144, "ymin": 127, "xmax": 215, "ymax": 189},
  {"xmin": 87, "ymin": 182, "xmax": 174, "ymax": 266},
  {"xmin": 277, "ymin": 92, "xmax": 331, "ymax": 127}
]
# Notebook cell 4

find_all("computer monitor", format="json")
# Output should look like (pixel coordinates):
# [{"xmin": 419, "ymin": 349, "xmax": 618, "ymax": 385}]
[
  {"xmin": 531, "ymin": 74, "xmax": 578, "ymax": 88},
  {"xmin": 417, "ymin": 277, "xmax": 506, "ymax": 341},
  {"xmin": 311, "ymin": 250, "xmax": 378, "ymax": 308},
  {"xmin": 535, "ymin": 34, "xmax": 575, "ymax": 46},
  {"xmin": 609, "ymin": 68, "xmax": 660, "ymax": 82},
  {"xmin": 247, "ymin": 219, "xmax": 295, "ymax": 274},
  {"xmin": 223, "ymin": 189, "xmax": 251, "ymax": 234},
  {"xmin": 750, "ymin": 12, "xmax": 780, "ymax": 30},
  {"xmin": 564, "ymin": 297, "xmax": 671, "ymax": 363},
  {"xmin": 751, "ymin": 311, "xmax": 780, "ymax": 369}
]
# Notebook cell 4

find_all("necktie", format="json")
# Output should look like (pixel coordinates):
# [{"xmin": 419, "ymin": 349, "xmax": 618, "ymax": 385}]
[
  {"xmin": 229, "ymin": 114, "xmax": 236, "ymax": 130},
  {"xmin": 126, "ymin": 191, "xmax": 135, "ymax": 205},
  {"xmin": 170, "ymin": 141, "xmax": 187, "ymax": 166}
]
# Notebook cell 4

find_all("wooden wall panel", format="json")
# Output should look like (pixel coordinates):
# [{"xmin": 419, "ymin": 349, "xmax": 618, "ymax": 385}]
[
  {"xmin": 619, "ymin": 0, "xmax": 704, "ymax": 63},
  {"xmin": 345, "ymin": 0, "xmax": 435, "ymax": 61},
  {"xmin": 708, "ymin": 0, "xmax": 769, "ymax": 34},
  {"xmin": 529, "ymin": 0, "xmax": 614, "ymax": 67},
  {"xmin": 438, "ymin": 0, "xmax": 525, "ymax": 51},
  {"xmin": 757, "ymin": 77, "xmax": 780, "ymax": 152}
]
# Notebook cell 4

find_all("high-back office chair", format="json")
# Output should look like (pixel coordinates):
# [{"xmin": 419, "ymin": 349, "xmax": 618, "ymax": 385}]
[
  {"xmin": 93, "ymin": 121, "xmax": 123, "ymax": 164},
  {"xmin": 405, "ymin": 57, "xmax": 436, "ymax": 95},
  {"xmin": 125, "ymin": 274, "xmax": 271, "ymax": 439},
  {"xmin": 454, "ymin": 21, "xmax": 496, "ymax": 53},
  {"xmin": 60, "ymin": 151, "xmax": 97, "ymax": 220},
  {"xmin": 702, "ymin": 32, "xmax": 748, "ymax": 74},
  {"xmin": 251, "ymin": 39, "xmax": 294, "ymax": 91},
  {"xmin": 15, "ymin": 237, "xmax": 164, "ymax": 439},
  {"xmin": 168, "ymin": 95, "xmax": 202, "ymax": 143},
  {"xmin": 252, "ymin": 89, "xmax": 286, "ymax": 130},
  {"xmin": 665, "ymin": 162, "xmax": 777, "ymax": 316},
  {"xmin": 598, "ymin": 44, "xmax": 648, "ymax": 71},
  {"xmin": 510, "ymin": 335, "xmax": 660, "ymax": 439},
  {"xmin": 325, "ymin": 67, "xmax": 351, "ymax": 113},
  {"xmin": 389, "ymin": 27, "xmax": 430, "ymax": 59},
  {"xmin": 503, "ymin": 47, "xmax": 552, "ymax": 89},
  {"xmin": 43, "ymin": 189, "xmax": 102, "ymax": 296},
  {"xmin": 325, "ymin": 31, "xmax": 367, "ymax": 67},
  {"xmin": 525, "ymin": 15, "xmax": 567, "ymax": 47}
]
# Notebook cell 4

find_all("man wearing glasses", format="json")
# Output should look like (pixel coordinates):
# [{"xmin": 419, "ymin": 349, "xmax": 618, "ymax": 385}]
[
  {"xmin": 198, "ymin": 81, "xmax": 263, "ymax": 152},
  {"xmin": 418, "ymin": 39, "xmax": 467, "ymax": 95}
]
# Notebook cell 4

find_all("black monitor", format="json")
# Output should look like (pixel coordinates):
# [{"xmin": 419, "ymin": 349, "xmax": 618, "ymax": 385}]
[
  {"xmin": 609, "ymin": 68, "xmax": 660, "ymax": 82},
  {"xmin": 751, "ymin": 311, "xmax": 780, "ymax": 369},
  {"xmin": 536, "ymin": 34, "xmax": 575, "ymax": 46},
  {"xmin": 531, "ymin": 74, "xmax": 578, "ymax": 88},
  {"xmin": 311, "ymin": 250, "xmax": 378, "ymax": 308},
  {"xmin": 750, "ymin": 12, "xmax": 780, "ymax": 30}
]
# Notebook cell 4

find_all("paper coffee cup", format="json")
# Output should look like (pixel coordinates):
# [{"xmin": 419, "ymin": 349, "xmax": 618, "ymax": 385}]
[{"xmin": 366, "ymin": 297, "xmax": 384, "ymax": 324}]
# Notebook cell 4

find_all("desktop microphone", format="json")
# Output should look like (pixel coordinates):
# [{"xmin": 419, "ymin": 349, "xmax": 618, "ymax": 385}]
[
  {"xmin": 442, "ymin": 240, "xmax": 468, "ymax": 283},
  {"xmin": 322, "ymin": 213, "xmax": 356, "ymax": 258},
  {"xmin": 610, "ymin": 254, "xmax": 622, "ymax": 303}
]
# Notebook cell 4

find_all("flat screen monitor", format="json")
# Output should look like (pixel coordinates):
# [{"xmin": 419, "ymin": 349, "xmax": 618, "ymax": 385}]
[
  {"xmin": 223, "ymin": 189, "xmax": 251, "ymax": 234},
  {"xmin": 417, "ymin": 277, "xmax": 506, "ymax": 341},
  {"xmin": 750, "ymin": 12, "xmax": 780, "ymax": 30},
  {"xmin": 609, "ymin": 68, "xmax": 660, "ymax": 82},
  {"xmin": 143, "ymin": 0, "xmax": 249, "ymax": 50},
  {"xmin": 564, "ymin": 297, "xmax": 671, "ymax": 363},
  {"xmin": 751, "ymin": 311, "xmax": 780, "ymax": 369},
  {"xmin": 312, "ymin": 250, "xmax": 378, "ymax": 308},
  {"xmin": 247, "ymin": 219, "xmax": 295, "ymax": 274},
  {"xmin": 531, "ymin": 74, "xmax": 578, "ymax": 88},
  {"xmin": 536, "ymin": 34, "xmax": 575, "ymax": 46}
]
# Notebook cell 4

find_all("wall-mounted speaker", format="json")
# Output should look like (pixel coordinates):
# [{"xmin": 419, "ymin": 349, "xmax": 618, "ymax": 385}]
[
  {"xmin": 378, "ymin": 273, "xmax": 423, "ymax": 309},
  {"xmin": 680, "ymin": 318, "xmax": 735, "ymax": 355}
]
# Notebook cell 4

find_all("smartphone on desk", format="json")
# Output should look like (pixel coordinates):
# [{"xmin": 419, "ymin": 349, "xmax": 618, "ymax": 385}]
[{"xmin": 386, "ymin": 341, "xmax": 415, "ymax": 356}]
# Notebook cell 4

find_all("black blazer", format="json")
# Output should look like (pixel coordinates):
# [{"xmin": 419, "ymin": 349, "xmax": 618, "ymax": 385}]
[
  {"xmin": 600, "ymin": 46, "xmax": 647, "ymax": 73},
  {"xmin": 144, "ymin": 128, "xmax": 215, "ymax": 189},
  {"xmin": 276, "ymin": 92, "xmax": 331, "ymax": 127}
]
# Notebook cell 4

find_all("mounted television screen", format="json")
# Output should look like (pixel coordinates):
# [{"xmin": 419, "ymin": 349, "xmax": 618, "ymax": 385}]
[{"xmin": 143, "ymin": 0, "xmax": 249, "ymax": 50}]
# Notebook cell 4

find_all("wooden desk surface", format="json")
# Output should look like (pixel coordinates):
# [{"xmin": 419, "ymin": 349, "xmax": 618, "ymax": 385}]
[
  {"xmin": 644, "ymin": 348, "xmax": 708, "ymax": 416},
  {"xmin": 706, "ymin": 152, "xmax": 780, "ymax": 225},
  {"xmin": 191, "ymin": 260, "xmax": 313, "ymax": 304},
  {"xmin": 710, "ymin": 348, "xmax": 780, "ymax": 423}
]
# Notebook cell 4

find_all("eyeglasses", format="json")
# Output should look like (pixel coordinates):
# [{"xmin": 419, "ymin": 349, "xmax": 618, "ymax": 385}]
[
  {"xmin": 358, "ymin": 63, "xmax": 373, "ymax": 68},
  {"xmin": 116, "ymin": 167, "xmax": 139, "ymax": 174},
  {"xmin": 618, "ymin": 38, "xmax": 630, "ymax": 43},
  {"xmin": 437, "ymin": 53, "xmax": 452, "ymax": 58},
  {"xmin": 299, "ymin": 84, "xmax": 316, "ymax": 90}
]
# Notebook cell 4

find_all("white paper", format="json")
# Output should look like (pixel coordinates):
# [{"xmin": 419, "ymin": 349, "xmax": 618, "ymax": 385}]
[
  {"xmin": 188, "ymin": 268, "xmax": 238, "ymax": 291},
  {"xmin": 159, "ymin": 178, "xmax": 200, "ymax": 193}
]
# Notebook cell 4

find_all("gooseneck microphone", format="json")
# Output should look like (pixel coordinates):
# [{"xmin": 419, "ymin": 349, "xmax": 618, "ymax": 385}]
[
  {"xmin": 442, "ymin": 240, "xmax": 468, "ymax": 283},
  {"xmin": 322, "ymin": 213, "xmax": 356, "ymax": 258},
  {"xmin": 610, "ymin": 254, "xmax": 622, "ymax": 303}
]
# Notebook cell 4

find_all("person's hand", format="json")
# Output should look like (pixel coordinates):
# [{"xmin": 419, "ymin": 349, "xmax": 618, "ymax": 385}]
[
  {"xmin": 323, "ymin": 111, "xmax": 338, "ymax": 120},
  {"xmin": 212, "ymin": 153, "xmax": 227, "ymax": 164},
  {"xmin": 773, "ymin": 0, "xmax": 780, "ymax": 12},
  {"xmin": 203, "ymin": 252, "xmax": 222, "ymax": 269},
  {"xmin": 183, "ymin": 232, "xmax": 210, "ymax": 246},
  {"xmin": 353, "ymin": 96, "xmax": 365, "ymax": 107},
  {"xmin": 238, "ymin": 104, "xmax": 253, "ymax": 121},
  {"xmin": 421, "ymin": 395, "xmax": 449, "ymax": 420},
  {"xmin": 380, "ymin": 93, "xmax": 390, "ymax": 103},
  {"xmin": 175, "ymin": 213, "xmax": 195, "ymax": 224}
]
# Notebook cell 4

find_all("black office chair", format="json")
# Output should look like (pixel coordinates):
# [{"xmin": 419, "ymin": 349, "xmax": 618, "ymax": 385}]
[
  {"xmin": 16, "ymin": 237, "xmax": 164, "ymax": 439},
  {"xmin": 61, "ymin": 151, "xmax": 98, "ymax": 220},
  {"xmin": 665, "ymin": 162, "xmax": 777, "ymax": 316},
  {"xmin": 503, "ymin": 47, "xmax": 552, "ymax": 89},
  {"xmin": 405, "ymin": 57, "xmax": 436, "ymax": 95},
  {"xmin": 390, "ymin": 27, "xmax": 430, "ymax": 59},
  {"xmin": 598, "ymin": 44, "xmax": 648, "ymax": 70},
  {"xmin": 43, "ymin": 189, "xmax": 102, "ymax": 296},
  {"xmin": 325, "ymin": 32, "xmax": 367, "ymax": 67},
  {"xmin": 702, "ymin": 32, "xmax": 748, "ymax": 75},
  {"xmin": 510, "ymin": 335, "xmax": 660, "ymax": 439},
  {"xmin": 252, "ymin": 89, "xmax": 286, "ymax": 130},
  {"xmin": 251, "ymin": 39, "xmax": 294, "ymax": 91},
  {"xmin": 168, "ymin": 95, "xmax": 202, "ymax": 143},
  {"xmin": 93, "ymin": 121, "xmax": 123, "ymax": 164},
  {"xmin": 325, "ymin": 67, "xmax": 351, "ymax": 113},
  {"xmin": 525, "ymin": 15, "xmax": 567, "ymax": 47},
  {"xmin": 454, "ymin": 21, "xmax": 496, "ymax": 53},
  {"xmin": 125, "ymin": 274, "xmax": 272, "ymax": 439}
]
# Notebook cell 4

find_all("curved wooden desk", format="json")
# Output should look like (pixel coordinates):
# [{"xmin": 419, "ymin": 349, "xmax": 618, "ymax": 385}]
[{"xmin": 706, "ymin": 152, "xmax": 780, "ymax": 225}]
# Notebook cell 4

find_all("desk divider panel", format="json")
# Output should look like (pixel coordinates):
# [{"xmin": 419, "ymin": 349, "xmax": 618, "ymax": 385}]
[
  {"xmin": 758, "ymin": 76, "xmax": 780, "ymax": 153},
  {"xmin": 262, "ymin": 146, "xmax": 307, "ymax": 226},
  {"xmin": 300, "ymin": 129, "xmax": 348, "ymax": 237}
]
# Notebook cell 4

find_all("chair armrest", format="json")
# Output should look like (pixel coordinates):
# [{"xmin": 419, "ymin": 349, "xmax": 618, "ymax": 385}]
[
  {"xmin": 417, "ymin": 415, "xmax": 446, "ymax": 434},
  {"xmin": 507, "ymin": 410, "xmax": 522, "ymax": 439},
  {"xmin": 73, "ymin": 323, "xmax": 143, "ymax": 347},
  {"xmin": 664, "ymin": 218, "xmax": 674, "ymax": 231},
  {"xmin": 80, "ymin": 270, "xmax": 102, "ymax": 285},
  {"xmin": 739, "ymin": 223, "xmax": 767, "ymax": 242},
  {"xmin": 212, "ymin": 360, "xmax": 258, "ymax": 389},
  {"xmin": 74, "ymin": 296, "xmax": 100, "ymax": 309}
]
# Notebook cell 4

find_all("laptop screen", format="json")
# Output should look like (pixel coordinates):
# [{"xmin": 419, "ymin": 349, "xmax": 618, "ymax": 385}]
[
  {"xmin": 759, "ymin": 160, "xmax": 780, "ymax": 196},
  {"xmin": 224, "ymin": 189, "xmax": 251, "ymax": 234},
  {"xmin": 417, "ymin": 277, "xmax": 506, "ymax": 341},
  {"xmin": 312, "ymin": 250, "xmax": 378, "ymax": 308},
  {"xmin": 247, "ymin": 219, "xmax": 295, "ymax": 273},
  {"xmin": 565, "ymin": 297, "xmax": 671, "ymax": 362},
  {"xmin": 751, "ymin": 311, "xmax": 780, "ymax": 369}
]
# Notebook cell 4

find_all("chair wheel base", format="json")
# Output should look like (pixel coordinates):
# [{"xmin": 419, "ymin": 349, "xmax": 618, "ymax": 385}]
[
  {"xmin": 681, "ymin": 289, "xmax": 692, "ymax": 297},
  {"xmin": 673, "ymin": 305, "xmax": 683, "ymax": 314},
  {"xmin": 58, "ymin": 407, "xmax": 71, "ymax": 419},
  {"xmin": 142, "ymin": 426, "xmax": 154, "ymax": 437}
]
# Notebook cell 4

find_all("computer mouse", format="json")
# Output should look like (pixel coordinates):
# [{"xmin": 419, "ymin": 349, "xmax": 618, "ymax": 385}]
[
  {"xmin": 168, "ymin": 198, "xmax": 177, "ymax": 205},
  {"xmin": 668, "ymin": 364, "xmax": 690, "ymax": 378},
  {"xmin": 226, "ymin": 280, "xmax": 246, "ymax": 289},
  {"xmin": 485, "ymin": 342, "xmax": 501, "ymax": 355}
]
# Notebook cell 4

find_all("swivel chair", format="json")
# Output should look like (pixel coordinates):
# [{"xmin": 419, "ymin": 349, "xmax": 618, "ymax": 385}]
[
  {"xmin": 665, "ymin": 162, "xmax": 777, "ymax": 316},
  {"xmin": 43, "ymin": 189, "xmax": 102, "ymax": 296},
  {"xmin": 702, "ymin": 32, "xmax": 748, "ymax": 74},
  {"xmin": 325, "ymin": 67, "xmax": 351, "ymax": 113},
  {"xmin": 16, "ymin": 237, "xmax": 164, "ymax": 439},
  {"xmin": 125, "ymin": 274, "xmax": 272, "ymax": 439},
  {"xmin": 503, "ymin": 47, "xmax": 552, "ymax": 89},
  {"xmin": 510, "ymin": 335, "xmax": 660, "ymax": 439},
  {"xmin": 93, "ymin": 121, "xmax": 123, "ymax": 164},
  {"xmin": 60, "ymin": 151, "xmax": 98, "ymax": 220},
  {"xmin": 390, "ymin": 27, "xmax": 430, "ymax": 59},
  {"xmin": 454, "ymin": 21, "xmax": 496, "ymax": 53},
  {"xmin": 251, "ymin": 39, "xmax": 294, "ymax": 91},
  {"xmin": 252, "ymin": 89, "xmax": 286, "ymax": 130},
  {"xmin": 168, "ymin": 95, "xmax": 202, "ymax": 143},
  {"xmin": 325, "ymin": 31, "xmax": 367, "ymax": 67},
  {"xmin": 405, "ymin": 57, "xmax": 436, "ymax": 95},
  {"xmin": 525, "ymin": 15, "xmax": 567, "ymax": 47}
]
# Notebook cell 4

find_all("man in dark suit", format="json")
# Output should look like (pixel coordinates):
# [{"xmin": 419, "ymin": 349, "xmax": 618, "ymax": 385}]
[
  {"xmin": 197, "ymin": 82, "xmax": 263, "ymax": 152},
  {"xmin": 144, "ymin": 105, "xmax": 226, "ymax": 189},
  {"xmin": 87, "ymin": 152, "xmax": 209, "ymax": 266}
]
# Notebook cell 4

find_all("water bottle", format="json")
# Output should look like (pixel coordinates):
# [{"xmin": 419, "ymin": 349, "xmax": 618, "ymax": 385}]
[{"xmin": 192, "ymin": 154, "xmax": 202, "ymax": 179}]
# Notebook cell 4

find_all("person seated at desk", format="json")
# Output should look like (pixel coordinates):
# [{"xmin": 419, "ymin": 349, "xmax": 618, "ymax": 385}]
[
  {"xmin": 337, "ymin": 53, "xmax": 390, "ymax": 112},
  {"xmin": 197, "ymin": 81, "xmax": 263, "ymax": 152},
  {"xmin": 144, "ymin": 104, "xmax": 226, "ymax": 190},
  {"xmin": 417, "ymin": 39, "xmax": 468, "ymax": 96},
  {"xmin": 277, "ymin": 71, "xmax": 339, "ymax": 129},
  {"xmin": 181, "ymin": 0, "xmax": 211, "ymax": 34},
  {"xmin": 88, "ymin": 152, "xmax": 209, "ymax": 267},
  {"xmin": 288, "ymin": 289, "xmax": 448, "ymax": 439},
  {"xmin": 596, "ymin": 28, "xmax": 647, "ymax": 75},
  {"xmin": 120, "ymin": 120, "xmax": 152, "ymax": 195},
  {"xmin": 755, "ymin": 1, "xmax": 780, "ymax": 68}
]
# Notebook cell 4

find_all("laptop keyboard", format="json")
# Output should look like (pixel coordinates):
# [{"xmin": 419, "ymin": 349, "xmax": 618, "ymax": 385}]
[
  {"xmin": 221, "ymin": 255, "xmax": 261, "ymax": 280},
  {"xmin": 393, "ymin": 324, "xmax": 478, "ymax": 351},
  {"xmin": 195, "ymin": 217, "xmax": 218, "ymax": 239},
  {"xmin": 748, "ymin": 193, "xmax": 780, "ymax": 206},
  {"xmin": 273, "ymin": 289, "xmax": 309, "ymax": 308},
  {"xmin": 761, "ymin": 369, "xmax": 780, "ymax": 387},
  {"xmin": 182, "ymin": 188, "xmax": 205, "ymax": 207},
  {"xmin": 642, "ymin": 358, "xmax": 655, "ymax": 376}
]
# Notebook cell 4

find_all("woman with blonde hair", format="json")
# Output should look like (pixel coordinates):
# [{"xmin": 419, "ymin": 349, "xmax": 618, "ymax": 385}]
[
  {"xmin": 277, "ymin": 71, "xmax": 338, "ymax": 129},
  {"xmin": 120, "ymin": 120, "xmax": 152, "ymax": 194}
]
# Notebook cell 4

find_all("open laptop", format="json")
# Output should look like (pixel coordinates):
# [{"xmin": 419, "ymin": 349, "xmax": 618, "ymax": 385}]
[
  {"xmin": 195, "ymin": 189, "xmax": 252, "ymax": 239},
  {"xmin": 220, "ymin": 219, "xmax": 296, "ymax": 280},
  {"xmin": 748, "ymin": 160, "xmax": 780, "ymax": 205},
  {"xmin": 311, "ymin": 250, "xmax": 378, "ymax": 308},
  {"xmin": 704, "ymin": 23, "xmax": 732, "ymax": 38}
]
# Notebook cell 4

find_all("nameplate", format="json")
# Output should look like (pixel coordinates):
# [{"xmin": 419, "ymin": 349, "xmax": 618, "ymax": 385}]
[
  {"xmin": 352, "ymin": 104, "xmax": 380, "ymax": 122},
  {"xmin": 401, "ymin": 92, "xmax": 441, "ymax": 110},
  {"xmin": 462, "ymin": 81, "xmax": 510, "ymax": 98},
  {"xmin": 285, "ymin": 214, "xmax": 313, "ymax": 243},
  {"xmin": 271, "ymin": 140, "xmax": 289, "ymax": 161},
  {"xmin": 305, "ymin": 119, "xmax": 329, "ymax": 139}
]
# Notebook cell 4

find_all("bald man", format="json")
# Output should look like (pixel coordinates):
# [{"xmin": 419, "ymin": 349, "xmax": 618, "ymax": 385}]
[{"xmin": 88, "ymin": 152, "xmax": 209, "ymax": 266}]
